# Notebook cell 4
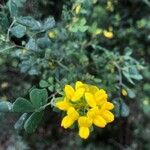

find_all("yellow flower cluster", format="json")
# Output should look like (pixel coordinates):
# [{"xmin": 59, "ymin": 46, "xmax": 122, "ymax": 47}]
[{"xmin": 55, "ymin": 81, "xmax": 115, "ymax": 139}]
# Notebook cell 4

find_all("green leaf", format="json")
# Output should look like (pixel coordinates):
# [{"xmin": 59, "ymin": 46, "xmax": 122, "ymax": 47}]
[
  {"xmin": 30, "ymin": 88, "xmax": 48, "ymax": 108},
  {"xmin": 43, "ymin": 17, "xmax": 55, "ymax": 31},
  {"xmin": 37, "ymin": 37, "xmax": 51, "ymax": 49},
  {"xmin": 13, "ymin": 97, "xmax": 35, "ymax": 112},
  {"xmin": 13, "ymin": 0, "xmax": 27, "ymax": 7},
  {"xmin": 125, "ymin": 47, "xmax": 132, "ymax": 56},
  {"xmin": 123, "ymin": 70, "xmax": 135, "ymax": 85},
  {"xmin": 70, "ymin": 26, "xmax": 78, "ymax": 32},
  {"xmin": 48, "ymin": 86, "xmax": 54, "ymax": 92},
  {"xmin": 25, "ymin": 38, "xmax": 37, "ymax": 51},
  {"xmin": 11, "ymin": 25, "xmax": 26, "ymax": 38},
  {"xmin": 0, "ymin": 101, "xmax": 12, "ymax": 112},
  {"xmin": 113, "ymin": 98, "xmax": 130, "ymax": 117},
  {"xmin": 7, "ymin": 0, "xmax": 18, "ymax": 17},
  {"xmin": 126, "ymin": 88, "xmax": 136, "ymax": 98},
  {"xmin": 14, "ymin": 113, "xmax": 28, "ymax": 130},
  {"xmin": 130, "ymin": 74, "xmax": 143, "ymax": 80},
  {"xmin": 80, "ymin": 18, "xmax": 86, "ymax": 25},
  {"xmin": 129, "ymin": 65, "xmax": 143, "ymax": 80},
  {"xmin": 0, "ymin": 13, "xmax": 9, "ymax": 30},
  {"xmin": 79, "ymin": 26, "xmax": 88, "ymax": 32},
  {"xmin": 39, "ymin": 80, "xmax": 49, "ymax": 88},
  {"xmin": 24, "ymin": 111, "xmax": 44, "ymax": 133},
  {"xmin": 17, "ymin": 16, "xmax": 42, "ymax": 31}
]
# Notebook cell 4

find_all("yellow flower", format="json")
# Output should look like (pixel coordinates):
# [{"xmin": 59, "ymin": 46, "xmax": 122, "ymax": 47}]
[
  {"xmin": 85, "ymin": 92, "xmax": 97, "ymax": 107},
  {"xmin": 75, "ymin": 81, "xmax": 99, "ymax": 95},
  {"xmin": 75, "ymin": 81, "xmax": 84, "ymax": 89},
  {"xmin": 99, "ymin": 102, "xmax": 115, "ymax": 123},
  {"xmin": 122, "ymin": 89, "xmax": 127, "ymax": 96},
  {"xmin": 103, "ymin": 30, "xmax": 114, "ymax": 39},
  {"xmin": 61, "ymin": 116, "xmax": 75, "ymax": 129},
  {"xmin": 85, "ymin": 89, "xmax": 108, "ymax": 107},
  {"xmin": 87, "ymin": 107, "xmax": 106, "ymax": 128},
  {"xmin": 48, "ymin": 31, "xmax": 57, "ymax": 39},
  {"xmin": 61, "ymin": 107, "xmax": 79, "ymax": 128},
  {"xmin": 101, "ymin": 101, "xmax": 114, "ymax": 110},
  {"xmin": 87, "ymin": 85, "xmax": 99, "ymax": 94},
  {"xmin": 78, "ymin": 116, "xmax": 92, "ymax": 139},
  {"xmin": 75, "ymin": 4, "xmax": 81, "ymax": 14},
  {"xmin": 64, "ymin": 84, "xmax": 85, "ymax": 102},
  {"xmin": 100, "ymin": 110, "xmax": 114, "ymax": 123},
  {"xmin": 55, "ymin": 97, "xmax": 71, "ymax": 111},
  {"xmin": 94, "ymin": 89, "xmax": 108, "ymax": 106}
]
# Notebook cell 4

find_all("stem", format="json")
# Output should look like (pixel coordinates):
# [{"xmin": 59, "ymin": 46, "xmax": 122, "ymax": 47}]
[
  {"xmin": 0, "ymin": 45, "xmax": 25, "ymax": 53},
  {"xmin": 0, "ymin": 46, "xmax": 16, "ymax": 53},
  {"xmin": 6, "ymin": 18, "xmax": 16, "ymax": 42},
  {"xmin": 113, "ymin": 61, "xmax": 123, "ymax": 116},
  {"xmin": 37, "ymin": 92, "xmax": 58, "ymax": 111}
]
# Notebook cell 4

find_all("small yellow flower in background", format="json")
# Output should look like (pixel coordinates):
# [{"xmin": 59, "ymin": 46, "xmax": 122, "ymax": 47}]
[
  {"xmin": 143, "ymin": 99, "xmax": 149, "ymax": 105},
  {"xmin": 55, "ymin": 81, "xmax": 115, "ymax": 139},
  {"xmin": 48, "ymin": 31, "xmax": 57, "ymax": 39},
  {"xmin": 22, "ymin": 49, "xmax": 27, "ymax": 55},
  {"xmin": 92, "ymin": 0, "xmax": 97, "ymax": 4},
  {"xmin": 122, "ymin": 89, "xmax": 127, "ymax": 96},
  {"xmin": 75, "ymin": 4, "xmax": 81, "ymax": 14},
  {"xmin": 72, "ymin": 3, "xmax": 81, "ymax": 15},
  {"xmin": 106, "ymin": 0, "xmax": 114, "ymax": 12},
  {"xmin": 1, "ymin": 82, "xmax": 9, "ymax": 89},
  {"xmin": 103, "ymin": 30, "xmax": 114, "ymax": 39}
]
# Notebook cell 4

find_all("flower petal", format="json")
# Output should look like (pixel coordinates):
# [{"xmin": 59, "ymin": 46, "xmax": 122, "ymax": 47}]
[
  {"xmin": 89, "ymin": 85, "xmax": 99, "ymax": 94},
  {"xmin": 93, "ymin": 115, "xmax": 106, "ymax": 128},
  {"xmin": 75, "ymin": 81, "xmax": 84, "ymax": 90},
  {"xmin": 56, "ymin": 100, "xmax": 70, "ymax": 111},
  {"xmin": 67, "ymin": 107, "xmax": 79, "ymax": 120},
  {"xmin": 64, "ymin": 85, "xmax": 75, "ymax": 99},
  {"xmin": 78, "ymin": 116, "xmax": 92, "ymax": 127},
  {"xmin": 61, "ymin": 116, "xmax": 74, "ymax": 129},
  {"xmin": 101, "ymin": 110, "xmax": 114, "ymax": 123},
  {"xmin": 87, "ymin": 107, "xmax": 99, "ymax": 119},
  {"xmin": 95, "ymin": 89, "xmax": 107, "ymax": 106},
  {"xmin": 102, "ymin": 102, "xmax": 114, "ymax": 110},
  {"xmin": 79, "ymin": 127, "xmax": 90, "ymax": 139},
  {"xmin": 85, "ymin": 92, "xmax": 96, "ymax": 107},
  {"xmin": 72, "ymin": 88, "xmax": 85, "ymax": 102}
]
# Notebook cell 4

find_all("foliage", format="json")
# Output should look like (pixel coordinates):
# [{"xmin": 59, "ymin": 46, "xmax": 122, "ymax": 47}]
[{"xmin": 0, "ymin": 0, "xmax": 149, "ymax": 149}]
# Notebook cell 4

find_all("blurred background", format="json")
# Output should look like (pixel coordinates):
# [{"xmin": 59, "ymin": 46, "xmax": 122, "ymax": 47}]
[{"xmin": 0, "ymin": 0, "xmax": 150, "ymax": 149}]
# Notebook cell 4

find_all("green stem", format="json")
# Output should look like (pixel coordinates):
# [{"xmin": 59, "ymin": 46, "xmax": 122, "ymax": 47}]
[{"xmin": 37, "ymin": 92, "xmax": 58, "ymax": 112}]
